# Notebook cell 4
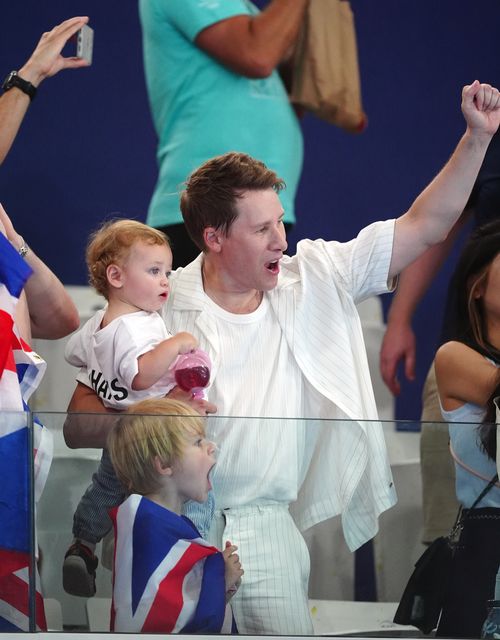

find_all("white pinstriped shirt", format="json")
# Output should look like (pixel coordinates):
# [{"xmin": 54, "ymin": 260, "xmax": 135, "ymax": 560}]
[{"xmin": 163, "ymin": 219, "xmax": 397, "ymax": 550}]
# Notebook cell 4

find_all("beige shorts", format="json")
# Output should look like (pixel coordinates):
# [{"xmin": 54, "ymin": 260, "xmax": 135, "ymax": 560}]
[{"xmin": 420, "ymin": 362, "xmax": 459, "ymax": 543}]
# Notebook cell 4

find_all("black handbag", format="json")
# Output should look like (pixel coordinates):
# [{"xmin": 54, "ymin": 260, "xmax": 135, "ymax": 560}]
[{"xmin": 393, "ymin": 473, "xmax": 498, "ymax": 634}]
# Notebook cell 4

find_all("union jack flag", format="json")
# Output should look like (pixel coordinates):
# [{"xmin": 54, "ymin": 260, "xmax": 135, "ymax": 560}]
[
  {"xmin": 0, "ymin": 235, "xmax": 51, "ymax": 631},
  {"xmin": 111, "ymin": 494, "xmax": 234, "ymax": 633}
]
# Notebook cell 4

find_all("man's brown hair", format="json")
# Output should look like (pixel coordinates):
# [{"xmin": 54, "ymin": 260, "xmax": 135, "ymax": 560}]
[{"xmin": 180, "ymin": 152, "xmax": 285, "ymax": 251}]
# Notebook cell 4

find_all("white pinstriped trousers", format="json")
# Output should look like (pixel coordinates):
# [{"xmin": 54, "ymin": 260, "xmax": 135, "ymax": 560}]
[{"xmin": 206, "ymin": 503, "xmax": 314, "ymax": 635}]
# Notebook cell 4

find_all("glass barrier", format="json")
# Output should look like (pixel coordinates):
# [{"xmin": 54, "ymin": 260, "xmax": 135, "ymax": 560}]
[{"xmin": 2, "ymin": 411, "xmax": 498, "ymax": 637}]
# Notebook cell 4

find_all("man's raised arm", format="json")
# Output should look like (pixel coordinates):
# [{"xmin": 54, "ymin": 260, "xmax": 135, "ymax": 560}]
[{"xmin": 389, "ymin": 81, "xmax": 500, "ymax": 279}]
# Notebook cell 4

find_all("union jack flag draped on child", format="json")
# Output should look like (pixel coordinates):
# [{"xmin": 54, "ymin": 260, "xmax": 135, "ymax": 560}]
[
  {"xmin": 111, "ymin": 494, "xmax": 235, "ymax": 634},
  {"xmin": 0, "ymin": 235, "xmax": 52, "ymax": 631}
]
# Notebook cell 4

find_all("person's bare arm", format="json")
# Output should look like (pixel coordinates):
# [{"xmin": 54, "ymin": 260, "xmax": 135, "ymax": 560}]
[
  {"xmin": 64, "ymin": 382, "xmax": 117, "ymax": 449},
  {"xmin": 64, "ymin": 382, "xmax": 217, "ymax": 449},
  {"xmin": 0, "ymin": 16, "xmax": 89, "ymax": 165},
  {"xmin": 0, "ymin": 89, "xmax": 31, "ymax": 166},
  {"xmin": 132, "ymin": 332, "xmax": 198, "ymax": 391},
  {"xmin": 380, "ymin": 212, "xmax": 470, "ymax": 395},
  {"xmin": 14, "ymin": 291, "xmax": 31, "ymax": 344},
  {"xmin": 0, "ymin": 210, "xmax": 33, "ymax": 342},
  {"xmin": 0, "ymin": 204, "xmax": 79, "ymax": 338},
  {"xmin": 195, "ymin": 0, "xmax": 309, "ymax": 78},
  {"xmin": 389, "ymin": 81, "xmax": 500, "ymax": 279},
  {"xmin": 19, "ymin": 243, "xmax": 80, "ymax": 339},
  {"xmin": 435, "ymin": 341, "xmax": 499, "ymax": 410}
]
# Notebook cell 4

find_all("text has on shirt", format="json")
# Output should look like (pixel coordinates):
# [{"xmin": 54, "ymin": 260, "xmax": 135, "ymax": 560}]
[{"xmin": 89, "ymin": 369, "xmax": 128, "ymax": 402}]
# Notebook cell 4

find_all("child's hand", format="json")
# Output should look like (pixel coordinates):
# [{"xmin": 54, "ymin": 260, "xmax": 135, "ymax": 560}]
[
  {"xmin": 167, "ymin": 386, "xmax": 217, "ymax": 415},
  {"xmin": 222, "ymin": 540, "xmax": 243, "ymax": 602},
  {"xmin": 173, "ymin": 332, "xmax": 198, "ymax": 354}
]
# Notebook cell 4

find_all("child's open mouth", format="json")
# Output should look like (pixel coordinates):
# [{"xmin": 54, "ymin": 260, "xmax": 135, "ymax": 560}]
[{"xmin": 208, "ymin": 464, "xmax": 215, "ymax": 491}]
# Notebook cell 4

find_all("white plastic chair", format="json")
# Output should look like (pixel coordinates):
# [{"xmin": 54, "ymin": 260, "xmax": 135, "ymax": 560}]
[
  {"xmin": 44, "ymin": 598, "xmax": 63, "ymax": 631},
  {"xmin": 86, "ymin": 597, "xmax": 112, "ymax": 632},
  {"xmin": 308, "ymin": 599, "xmax": 419, "ymax": 635}
]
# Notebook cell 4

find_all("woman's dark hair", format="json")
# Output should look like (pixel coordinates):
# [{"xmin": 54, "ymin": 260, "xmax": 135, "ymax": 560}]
[
  {"xmin": 445, "ymin": 219, "xmax": 500, "ymax": 461},
  {"xmin": 445, "ymin": 218, "xmax": 500, "ymax": 358}
]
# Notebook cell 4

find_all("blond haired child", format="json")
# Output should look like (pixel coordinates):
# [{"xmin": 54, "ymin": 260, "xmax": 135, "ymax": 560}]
[
  {"xmin": 63, "ymin": 219, "xmax": 206, "ymax": 597},
  {"xmin": 108, "ymin": 398, "xmax": 242, "ymax": 633}
]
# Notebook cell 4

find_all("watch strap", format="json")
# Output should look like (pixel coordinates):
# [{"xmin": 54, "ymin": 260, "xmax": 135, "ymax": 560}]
[{"xmin": 2, "ymin": 70, "xmax": 37, "ymax": 101}]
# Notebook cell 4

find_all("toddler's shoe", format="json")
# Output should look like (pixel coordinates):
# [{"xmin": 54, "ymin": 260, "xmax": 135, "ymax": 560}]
[{"xmin": 62, "ymin": 541, "xmax": 98, "ymax": 597}]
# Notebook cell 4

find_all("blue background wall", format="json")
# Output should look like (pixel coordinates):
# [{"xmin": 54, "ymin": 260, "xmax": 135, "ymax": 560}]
[{"xmin": 1, "ymin": 1, "xmax": 499, "ymax": 420}]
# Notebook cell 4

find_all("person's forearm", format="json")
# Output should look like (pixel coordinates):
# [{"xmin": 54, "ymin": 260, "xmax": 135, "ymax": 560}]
[
  {"xmin": 0, "ymin": 91, "xmax": 30, "ymax": 165},
  {"xmin": 195, "ymin": 0, "xmax": 309, "ymax": 78},
  {"xmin": 0, "ymin": 203, "xmax": 79, "ymax": 338},
  {"xmin": 390, "ymin": 130, "xmax": 492, "ymax": 278},
  {"xmin": 133, "ymin": 339, "xmax": 182, "ymax": 390},
  {"xmin": 63, "ymin": 412, "xmax": 118, "ymax": 449},
  {"xmin": 407, "ymin": 130, "xmax": 490, "ymax": 246},
  {"xmin": 249, "ymin": 0, "xmax": 309, "ymax": 70},
  {"xmin": 64, "ymin": 382, "xmax": 118, "ymax": 449},
  {"xmin": 9, "ymin": 235, "xmax": 79, "ymax": 339},
  {"xmin": 0, "ymin": 17, "xmax": 89, "ymax": 165},
  {"xmin": 25, "ymin": 250, "xmax": 79, "ymax": 339},
  {"xmin": 14, "ymin": 291, "xmax": 32, "ymax": 344},
  {"xmin": 0, "ymin": 55, "xmax": 58, "ymax": 165}
]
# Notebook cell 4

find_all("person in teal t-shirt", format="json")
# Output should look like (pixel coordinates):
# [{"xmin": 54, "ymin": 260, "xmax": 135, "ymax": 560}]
[{"xmin": 139, "ymin": 0, "xmax": 308, "ymax": 267}]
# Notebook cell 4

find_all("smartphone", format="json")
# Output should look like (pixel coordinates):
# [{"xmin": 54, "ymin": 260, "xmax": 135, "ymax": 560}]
[{"xmin": 76, "ymin": 24, "xmax": 94, "ymax": 64}]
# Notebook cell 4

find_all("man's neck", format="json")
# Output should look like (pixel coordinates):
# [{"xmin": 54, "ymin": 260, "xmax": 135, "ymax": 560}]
[{"xmin": 201, "ymin": 259, "xmax": 263, "ymax": 314}]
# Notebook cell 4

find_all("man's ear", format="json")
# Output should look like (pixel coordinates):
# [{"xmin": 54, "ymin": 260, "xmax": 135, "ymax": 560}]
[
  {"xmin": 153, "ymin": 455, "xmax": 173, "ymax": 476},
  {"xmin": 106, "ymin": 264, "xmax": 124, "ymax": 290},
  {"xmin": 203, "ymin": 226, "xmax": 223, "ymax": 253}
]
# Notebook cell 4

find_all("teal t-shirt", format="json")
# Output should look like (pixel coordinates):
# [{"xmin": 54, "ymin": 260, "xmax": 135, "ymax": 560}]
[{"xmin": 139, "ymin": 0, "xmax": 303, "ymax": 227}]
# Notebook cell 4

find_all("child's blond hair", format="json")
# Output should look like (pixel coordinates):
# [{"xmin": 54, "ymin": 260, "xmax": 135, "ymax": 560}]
[
  {"xmin": 86, "ymin": 219, "xmax": 170, "ymax": 298},
  {"xmin": 108, "ymin": 398, "xmax": 205, "ymax": 496}
]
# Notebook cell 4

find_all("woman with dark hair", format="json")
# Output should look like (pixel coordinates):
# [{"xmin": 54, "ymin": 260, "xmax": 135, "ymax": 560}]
[{"xmin": 435, "ymin": 219, "xmax": 500, "ymax": 638}]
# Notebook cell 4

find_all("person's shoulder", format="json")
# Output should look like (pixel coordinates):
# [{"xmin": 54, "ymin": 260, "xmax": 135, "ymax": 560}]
[
  {"xmin": 435, "ymin": 341, "xmax": 484, "ymax": 374},
  {"xmin": 294, "ymin": 237, "xmax": 330, "ymax": 256},
  {"xmin": 111, "ymin": 312, "xmax": 167, "ymax": 343},
  {"xmin": 436, "ymin": 340, "xmax": 473, "ymax": 361}
]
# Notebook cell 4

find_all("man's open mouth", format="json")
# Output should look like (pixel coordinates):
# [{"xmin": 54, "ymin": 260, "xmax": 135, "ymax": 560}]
[{"xmin": 266, "ymin": 260, "xmax": 279, "ymax": 274}]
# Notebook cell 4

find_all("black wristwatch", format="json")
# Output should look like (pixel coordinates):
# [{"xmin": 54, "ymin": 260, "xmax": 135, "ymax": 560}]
[{"xmin": 2, "ymin": 70, "xmax": 37, "ymax": 101}]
